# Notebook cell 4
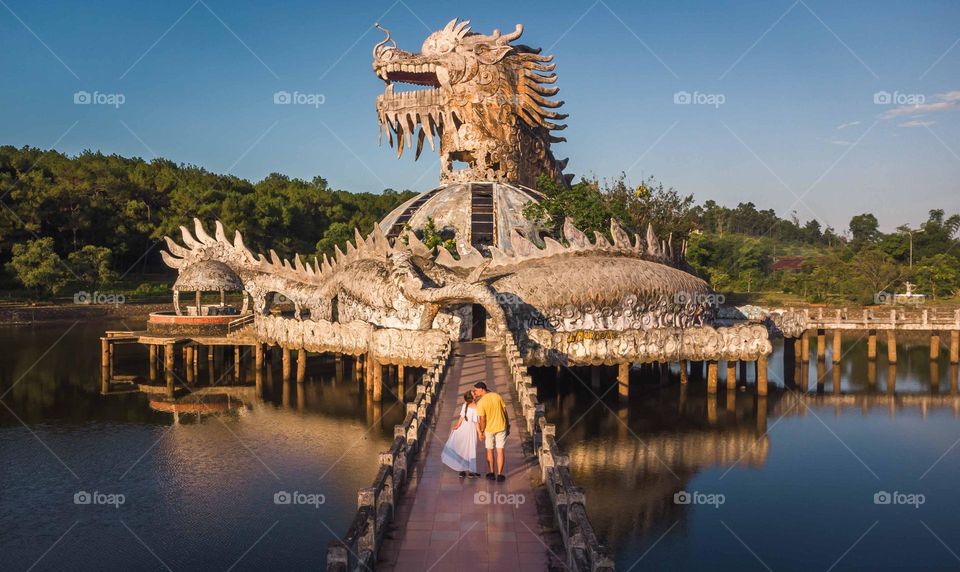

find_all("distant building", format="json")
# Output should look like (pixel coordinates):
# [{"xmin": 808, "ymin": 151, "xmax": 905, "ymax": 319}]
[{"xmin": 771, "ymin": 256, "xmax": 804, "ymax": 272}]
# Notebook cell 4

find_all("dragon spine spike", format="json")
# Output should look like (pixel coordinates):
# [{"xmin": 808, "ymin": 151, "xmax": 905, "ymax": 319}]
[
  {"xmin": 434, "ymin": 247, "xmax": 457, "ymax": 267},
  {"xmin": 164, "ymin": 235, "xmax": 189, "ymax": 258},
  {"xmin": 160, "ymin": 250, "xmax": 183, "ymax": 269},
  {"xmin": 562, "ymin": 218, "xmax": 589, "ymax": 248},
  {"xmin": 593, "ymin": 231, "xmax": 611, "ymax": 249},
  {"xmin": 646, "ymin": 223, "xmax": 660, "ymax": 256},
  {"xmin": 269, "ymin": 249, "xmax": 282, "ymax": 268},
  {"xmin": 194, "ymin": 218, "xmax": 216, "ymax": 246},
  {"xmin": 179, "ymin": 225, "xmax": 202, "ymax": 249},
  {"xmin": 510, "ymin": 228, "xmax": 537, "ymax": 257},
  {"xmin": 610, "ymin": 219, "xmax": 631, "ymax": 248},
  {"xmin": 294, "ymin": 254, "xmax": 306, "ymax": 273}
]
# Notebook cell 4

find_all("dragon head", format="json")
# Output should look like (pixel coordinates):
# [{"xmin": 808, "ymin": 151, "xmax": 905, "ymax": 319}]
[{"xmin": 373, "ymin": 18, "xmax": 572, "ymax": 187}]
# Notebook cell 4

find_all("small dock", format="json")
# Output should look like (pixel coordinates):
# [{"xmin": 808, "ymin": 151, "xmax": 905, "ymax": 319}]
[{"xmin": 378, "ymin": 341, "xmax": 548, "ymax": 571}]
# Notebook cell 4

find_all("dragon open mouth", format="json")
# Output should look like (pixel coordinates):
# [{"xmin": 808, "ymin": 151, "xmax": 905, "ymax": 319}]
[{"xmin": 376, "ymin": 62, "xmax": 441, "ymax": 88}]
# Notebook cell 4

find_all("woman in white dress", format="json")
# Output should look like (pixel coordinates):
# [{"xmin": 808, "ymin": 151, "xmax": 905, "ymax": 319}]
[{"xmin": 441, "ymin": 391, "xmax": 481, "ymax": 477}]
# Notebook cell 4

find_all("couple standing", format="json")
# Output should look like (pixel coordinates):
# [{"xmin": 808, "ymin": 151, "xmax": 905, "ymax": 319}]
[{"xmin": 441, "ymin": 381, "xmax": 508, "ymax": 482}]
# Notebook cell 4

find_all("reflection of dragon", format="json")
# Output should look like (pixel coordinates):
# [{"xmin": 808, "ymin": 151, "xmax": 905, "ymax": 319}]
[{"xmin": 373, "ymin": 18, "xmax": 571, "ymax": 187}]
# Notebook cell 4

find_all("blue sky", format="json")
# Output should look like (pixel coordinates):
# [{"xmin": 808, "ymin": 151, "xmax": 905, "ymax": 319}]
[{"xmin": 1, "ymin": 0, "xmax": 958, "ymax": 232}]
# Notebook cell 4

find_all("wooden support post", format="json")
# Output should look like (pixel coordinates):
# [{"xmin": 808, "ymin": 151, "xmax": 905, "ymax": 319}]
[
  {"xmin": 297, "ymin": 349, "xmax": 306, "ymax": 384},
  {"xmin": 234, "ymin": 345, "xmax": 242, "ymax": 383},
  {"xmin": 832, "ymin": 330, "xmax": 842, "ymax": 363},
  {"xmin": 680, "ymin": 360, "xmax": 688, "ymax": 385},
  {"xmin": 757, "ymin": 356, "xmax": 768, "ymax": 396},
  {"xmin": 207, "ymin": 346, "xmax": 215, "ymax": 385},
  {"xmin": 148, "ymin": 344, "xmax": 157, "ymax": 383},
  {"xmin": 931, "ymin": 333, "xmax": 941, "ymax": 360},
  {"xmin": 707, "ymin": 361, "xmax": 718, "ymax": 394},
  {"xmin": 817, "ymin": 329, "xmax": 826, "ymax": 362},
  {"xmin": 255, "ymin": 344, "xmax": 264, "ymax": 397},
  {"xmin": 739, "ymin": 359, "xmax": 748, "ymax": 385},
  {"xmin": 282, "ymin": 347, "xmax": 292, "ymax": 383},
  {"xmin": 185, "ymin": 346, "xmax": 194, "ymax": 383},
  {"xmin": 364, "ymin": 355, "xmax": 374, "ymax": 393},
  {"xmin": 951, "ymin": 331, "xmax": 960, "ymax": 364},
  {"xmin": 100, "ymin": 338, "xmax": 111, "ymax": 391},
  {"xmin": 887, "ymin": 331, "xmax": 897, "ymax": 364},
  {"xmin": 801, "ymin": 333, "xmax": 810, "ymax": 362},
  {"xmin": 617, "ymin": 362, "xmax": 629, "ymax": 400},
  {"xmin": 397, "ymin": 364, "xmax": 405, "ymax": 399},
  {"xmin": 164, "ymin": 342, "xmax": 175, "ymax": 397},
  {"xmin": 372, "ymin": 361, "xmax": 383, "ymax": 402},
  {"xmin": 867, "ymin": 329, "xmax": 877, "ymax": 361},
  {"xmin": 725, "ymin": 361, "xmax": 737, "ymax": 391}
]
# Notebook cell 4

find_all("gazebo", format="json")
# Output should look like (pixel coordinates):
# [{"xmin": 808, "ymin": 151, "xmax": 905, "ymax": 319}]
[{"xmin": 171, "ymin": 260, "xmax": 248, "ymax": 316}]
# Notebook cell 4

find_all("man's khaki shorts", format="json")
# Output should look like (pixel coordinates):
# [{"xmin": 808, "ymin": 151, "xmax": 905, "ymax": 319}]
[{"xmin": 484, "ymin": 430, "xmax": 507, "ymax": 449}]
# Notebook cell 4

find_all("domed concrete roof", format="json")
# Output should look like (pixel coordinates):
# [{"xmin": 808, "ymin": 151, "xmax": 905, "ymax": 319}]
[
  {"xmin": 379, "ymin": 182, "xmax": 545, "ymax": 255},
  {"xmin": 173, "ymin": 260, "xmax": 243, "ymax": 291}
]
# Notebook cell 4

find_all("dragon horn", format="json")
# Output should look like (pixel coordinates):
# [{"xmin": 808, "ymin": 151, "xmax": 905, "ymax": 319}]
[
  {"xmin": 373, "ymin": 23, "xmax": 396, "ymax": 58},
  {"xmin": 498, "ymin": 23, "xmax": 522, "ymax": 44}
]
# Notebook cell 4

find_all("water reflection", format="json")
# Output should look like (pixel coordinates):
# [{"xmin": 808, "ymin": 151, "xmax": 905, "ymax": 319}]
[
  {"xmin": 538, "ymin": 336, "xmax": 960, "ymax": 570},
  {"xmin": 0, "ymin": 319, "xmax": 414, "ymax": 570}
]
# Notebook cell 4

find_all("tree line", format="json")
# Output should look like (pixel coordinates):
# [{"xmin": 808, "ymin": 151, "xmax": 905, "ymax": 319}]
[
  {"xmin": 2, "ymin": 145, "xmax": 957, "ymax": 304},
  {"xmin": 0, "ymin": 145, "xmax": 415, "ymax": 297}
]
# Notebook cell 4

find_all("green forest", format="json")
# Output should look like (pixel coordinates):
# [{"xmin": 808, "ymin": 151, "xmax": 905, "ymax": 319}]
[{"xmin": 1, "ymin": 145, "xmax": 958, "ymax": 306}]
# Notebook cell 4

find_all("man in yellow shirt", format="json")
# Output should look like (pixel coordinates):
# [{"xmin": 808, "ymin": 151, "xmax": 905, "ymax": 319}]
[{"xmin": 473, "ymin": 381, "xmax": 509, "ymax": 481}]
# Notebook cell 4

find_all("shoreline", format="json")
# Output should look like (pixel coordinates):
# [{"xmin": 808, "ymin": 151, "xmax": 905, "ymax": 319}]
[{"xmin": 0, "ymin": 301, "xmax": 170, "ymax": 326}]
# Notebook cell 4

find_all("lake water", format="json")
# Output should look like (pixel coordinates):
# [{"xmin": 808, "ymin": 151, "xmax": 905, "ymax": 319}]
[
  {"xmin": 537, "ymin": 335, "xmax": 960, "ymax": 571},
  {"xmin": 4, "ymin": 322, "xmax": 960, "ymax": 571},
  {"xmin": 0, "ymin": 319, "xmax": 406, "ymax": 571}
]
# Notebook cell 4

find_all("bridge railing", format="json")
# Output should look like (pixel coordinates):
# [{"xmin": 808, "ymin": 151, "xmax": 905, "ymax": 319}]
[
  {"xmin": 804, "ymin": 307, "xmax": 960, "ymax": 328},
  {"xmin": 326, "ymin": 340, "xmax": 453, "ymax": 572},
  {"xmin": 501, "ymin": 336, "xmax": 615, "ymax": 572},
  {"xmin": 226, "ymin": 313, "xmax": 255, "ymax": 335}
]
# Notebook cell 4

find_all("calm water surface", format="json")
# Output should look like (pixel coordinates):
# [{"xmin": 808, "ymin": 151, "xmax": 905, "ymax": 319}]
[
  {"xmin": 0, "ymin": 319, "xmax": 406, "ymax": 571},
  {"xmin": 538, "ymin": 335, "xmax": 960, "ymax": 571}
]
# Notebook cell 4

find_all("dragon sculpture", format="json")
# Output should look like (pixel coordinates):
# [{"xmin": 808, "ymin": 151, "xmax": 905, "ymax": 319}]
[
  {"xmin": 158, "ymin": 19, "xmax": 772, "ymax": 367},
  {"xmin": 373, "ymin": 18, "xmax": 572, "ymax": 187},
  {"xmin": 161, "ymin": 219, "xmax": 770, "ymax": 366}
]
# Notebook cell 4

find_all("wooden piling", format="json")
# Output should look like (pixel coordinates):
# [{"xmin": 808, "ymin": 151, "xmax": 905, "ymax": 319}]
[
  {"xmin": 931, "ymin": 333, "xmax": 941, "ymax": 360},
  {"xmin": 951, "ymin": 331, "xmax": 959, "ymax": 364},
  {"xmin": 817, "ymin": 329, "xmax": 826, "ymax": 362},
  {"xmin": 725, "ymin": 361, "xmax": 736, "ymax": 391},
  {"xmin": 757, "ymin": 356, "xmax": 768, "ymax": 396},
  {"xmin": 100, "ymin": 338, "xmax": 110, "ymax": 392},
  {"xmin": 832, "ymin": 330, "xmax": 842, "ymax": 363},
  {"xmin": 185, "ymin": 346, "xmax": 194, "ymax": 383},
  {"xmin": 680, "ymin": 360, "xmax": 688, "ymax": 384},
  {"xmin": 282, "ymin": 347, "xmax": 292, "ymax": 383},
  {"xmin": 148, "ymin": 344, "xmax": 157, "ymax": 383},
  {"xmin": 296, "ymin": 349, "xmax": 306, "ymax": 384},
  {"xmin": 234, "ymin": 345, "xmax": 242, "ymax": 382},
  {"xmin": 255, "ymin": 344, "xmax": 264, "ymax": 396},
  {"xmin": 372, "ymin": 361, "xmax": 383, "ymax": 401},
  {"xmin": 396, "ymin": 364, "xmax": 405, "ymax": 399},
  {"xmin": 707, "ymin": 361, "xmax": 718, "ymax": 394},
  {"xmin": 164, "ymin": 342, "xmax": 175, "ymax": 397},
  {"xmin": 887, "ymin": 331, "xmax": 897, "ymax": 364},
  {"xmin": 617, "ymin": 362, "xmax": 629, "ymax": 400},
  {"xmin": 801, "ymin": 333, "xmax": 810, "ymax": 362},
  {"xmin": 867, "ymin": 329, "xmax": 877, "ymax": 361}
]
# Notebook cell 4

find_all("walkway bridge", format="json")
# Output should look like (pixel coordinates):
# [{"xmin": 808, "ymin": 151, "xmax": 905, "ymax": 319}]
[{"xmin": 326, "ymin": 339, "xmax": 613, "ymax": 571}]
